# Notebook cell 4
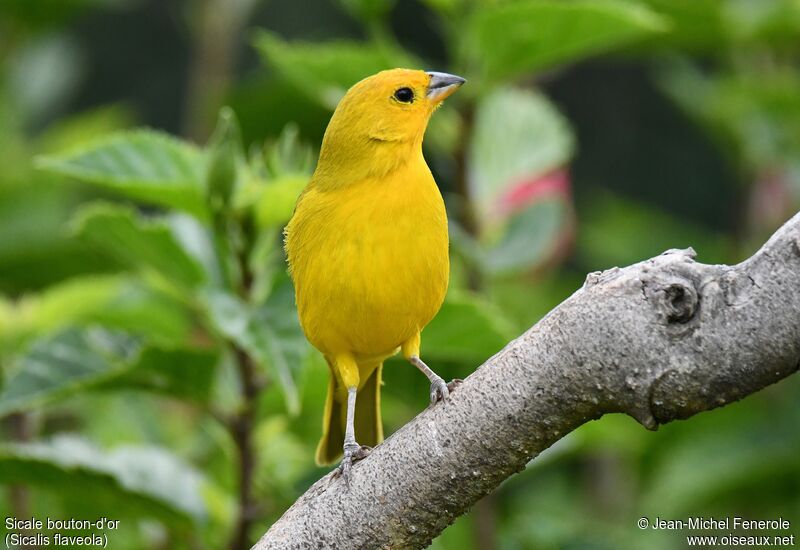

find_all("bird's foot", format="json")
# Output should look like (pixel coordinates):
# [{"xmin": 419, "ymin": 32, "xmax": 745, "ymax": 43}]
[
  {"xmin": 336, "ymin": 443, "xmax": 371, "ymax": 485},
  {"xmin": 429, "ymin": 376, "xmax": 464, "ymax": 404},
  {"xmin": 429, "ymin": 376, "xmax": 448, "ymax": 403}
]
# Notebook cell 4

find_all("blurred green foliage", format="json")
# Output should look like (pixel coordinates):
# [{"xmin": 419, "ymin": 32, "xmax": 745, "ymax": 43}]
[{"xmin": 1, "ymin": 0, "xmax": 799, "ymax": 548}]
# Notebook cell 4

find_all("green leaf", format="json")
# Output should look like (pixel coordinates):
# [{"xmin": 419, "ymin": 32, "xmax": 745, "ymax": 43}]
[
  {"xmin": 576, "ymin": 190, "xmax": 731, "ymax": 269},
  {"xmin": 638, "ymin": 0, "xmax": 728, "ymax": 51},
  {"xmin": 99, "ymin": 346, "xmax": 219, "ymax": 402},
  {"xmin": 253, "ymin": 279, "xmax": 308, "ymax": 414},
  {"xmin": 36, "ymin": 130, "xmax": 208, "ymax": 218},
  {"xmin": 73, "ymin": 203, "xmax": 206, "ymax": 290},
  {"xmin": 37, "ymin": 104, "xmax": 135, "ymax": 155},
  {"xmin": 469, "ymin": 87, "xmax": 574, "ymax": 218},
  {"xmin": 484, "ymin": 198, "xmax": 567, "ymax": 276},
  {"xmin": 640, "ymin": 0, "xmax": 800, "ymax": 51},
  {"xmin": 0, "ymin": 328, "xmax": 138, "ymax": 417},
  {"xmin": 466, "ymin": 0, "xmax": 667, "ymax": 82},
  {"xmin": 253, "ymin": 175, "xmax": 308, "ymax": 227},
  {"xmin": 0, "ymin": 275, "xmax": 192, "ymax": 354},
  {"xmin": 262, "ymin": 123, "xmax": 315, "ymax": 178},
  {"xmin": 0, "ymin": 435, "xmax": 208, "ymax": 524},
  {"xmin": 485, "ymin": 272, "xmax": 584, "ymax": 331},
  {"xmin": 419, "ymin": 0, "xmax": 463, "ymax": 16},
  {"xmin": 204, "ymin": 279, "xmax": 307, "ymax": 415},
  {"xmin": 642, "ymin": 379, "xmax": 800, "ymax": 516},
  {"xmin": 241, "ymin": 124, "xmax": 313, "ymax": 228},
  {"xmin": 91, "ymin": 278, "xmax": 193, "ymax": 343},
  {"xmin": 206, "ymin": 107, "xmax": 244, "ymax": 212},
  {"xmin": 0, "ymin": 275, "xmax": 118, "ymax": 348},
  {"xmin": 254, "ymin": 416, "xmax": 310, "ymax": 498},
  {"xmin": 0, "ymin": 329, "xmax": 219, "ymax": 417},
  {"xmin": 339, "ymin": 0, "xmax": 394, "ymax": 22},
  {"xmin": 0, "ymin": 170, "xmax": 116, "ymax": 295},
  {"xmin": 253, "ymin": 32, "xmax": 418, "ymax": 109},
  {"xmin": 658, "ymin": 61, "xmax": 800, "ymax": 173},
  {"xmin": 422, "ymin": 291, "xmax": 516, "ymax": 364},
  {"xmin": 457, "ymin": 90, "xmax": 574, "ymax": 275},
  {"xmin": 167, "ymin": 212, "xmax": 225, "ymax": 287}
]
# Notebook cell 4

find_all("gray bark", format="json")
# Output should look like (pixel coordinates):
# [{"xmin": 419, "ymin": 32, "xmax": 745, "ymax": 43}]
[{"xmin": 255, "ymin": 212, "xmax": 800, "ymax": 550}]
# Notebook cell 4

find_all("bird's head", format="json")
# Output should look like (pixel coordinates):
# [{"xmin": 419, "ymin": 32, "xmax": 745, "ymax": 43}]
[{"xmin": 316, "ymin": 68, "xmax": 465, "ymax": 179}]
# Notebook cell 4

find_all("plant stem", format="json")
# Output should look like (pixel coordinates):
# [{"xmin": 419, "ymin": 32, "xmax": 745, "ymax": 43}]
[
  {"xmin": 453, "ymin": 104, "xmax": 482, "ymax": 291},
  {"xmin": 228, "ymin": 216, "xmax": 260, "ymax": 550},
  {"xmin": 183, "ymin": 0, "xmax": 254, "ymax": 141},
  {"xmin": 229, "ymin": 343, "xmax": 259, "ymax": 550},
  {"xmin": 473, "ymin": 494, "xmax": 497, "ymax": 550},
  {"xmin": 8, "ymin": 412, "xmax": 33, "ymax": 520}
]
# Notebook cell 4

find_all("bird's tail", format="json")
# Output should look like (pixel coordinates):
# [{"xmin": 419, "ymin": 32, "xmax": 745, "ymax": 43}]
[{"xmin": 315, "ymin": 359, "xmax": 384, "ymax": 466}]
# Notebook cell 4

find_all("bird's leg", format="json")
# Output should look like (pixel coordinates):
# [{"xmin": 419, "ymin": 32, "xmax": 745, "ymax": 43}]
[
  {"xmin": 338, "ymin": 385, "xmax": 370, "ymax": 484},
  {"xmin": 409, "ymin": 355, "xmax": 459, "ymax": 404}
]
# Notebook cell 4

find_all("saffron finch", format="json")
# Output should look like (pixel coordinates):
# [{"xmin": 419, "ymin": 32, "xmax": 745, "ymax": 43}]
[{"xmin": 285, "ymin": 69, "xmax": 465, "ymax": 475}]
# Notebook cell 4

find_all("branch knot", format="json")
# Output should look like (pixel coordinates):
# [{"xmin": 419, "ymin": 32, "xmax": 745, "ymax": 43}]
[
  {"xmin": 642, "ymin": 274, "xmax": 699, "ymax": 325},
  {"xmin": 661, "ymin": 283, "xmax": 698, "ymax": 323}
]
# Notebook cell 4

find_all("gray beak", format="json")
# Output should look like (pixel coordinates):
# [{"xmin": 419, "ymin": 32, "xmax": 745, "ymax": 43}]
[{"xmin": 426, "ymin": 71, "xmax": 466, "ymax": 100}]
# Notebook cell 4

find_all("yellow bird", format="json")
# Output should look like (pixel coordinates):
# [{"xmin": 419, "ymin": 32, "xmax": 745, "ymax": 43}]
[{"xmin": 285, "ymin": 69, "xmax": 465, "ymax": 473}]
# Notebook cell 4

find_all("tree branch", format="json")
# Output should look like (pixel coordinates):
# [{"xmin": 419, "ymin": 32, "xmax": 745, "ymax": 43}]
[{"xmin": 255, "ymin": 211, "xmax": 800, "ymax": 549}]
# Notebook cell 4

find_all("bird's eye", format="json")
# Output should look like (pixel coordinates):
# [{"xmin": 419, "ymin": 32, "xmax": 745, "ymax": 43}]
[{"xmin": 393, "ymin": 87, "xmax": 414, "ymax": 103}]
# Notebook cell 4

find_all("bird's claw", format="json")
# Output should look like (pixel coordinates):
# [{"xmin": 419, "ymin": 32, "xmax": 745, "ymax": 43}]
[
  {"xmin": 429, "ymin": 376, "xmax": 448, "ymax": 403},
  {"xmin": 447, "ymin": 378, "xmax": 464, "ymax": 393},
  {"xmin": 337, "ymin": 443, "xmax": 371, "ymax": 485},
  {"xmin": 428, "ymin": 377, "xmax": 463, "ymax": 405},
  {"xmin": 429, "ymin": 377, "xmax": 449, "ymax": 404}
]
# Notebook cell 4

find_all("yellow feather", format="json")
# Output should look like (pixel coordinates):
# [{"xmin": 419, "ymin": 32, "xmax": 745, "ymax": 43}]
[{"xmin": 285, "ymin": 68, "xmax": 455, "ymax": 464}]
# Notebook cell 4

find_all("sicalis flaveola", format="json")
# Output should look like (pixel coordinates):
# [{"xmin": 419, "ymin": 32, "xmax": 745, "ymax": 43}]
[{"xmin": 285, "ymin": 69, "xmax": 465, "ymax": 475}]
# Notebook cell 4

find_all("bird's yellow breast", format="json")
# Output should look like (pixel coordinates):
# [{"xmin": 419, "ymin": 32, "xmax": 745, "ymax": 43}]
[{"xmin": 286, "ymin": 155, "xmax": 449, "ymax": 361}]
